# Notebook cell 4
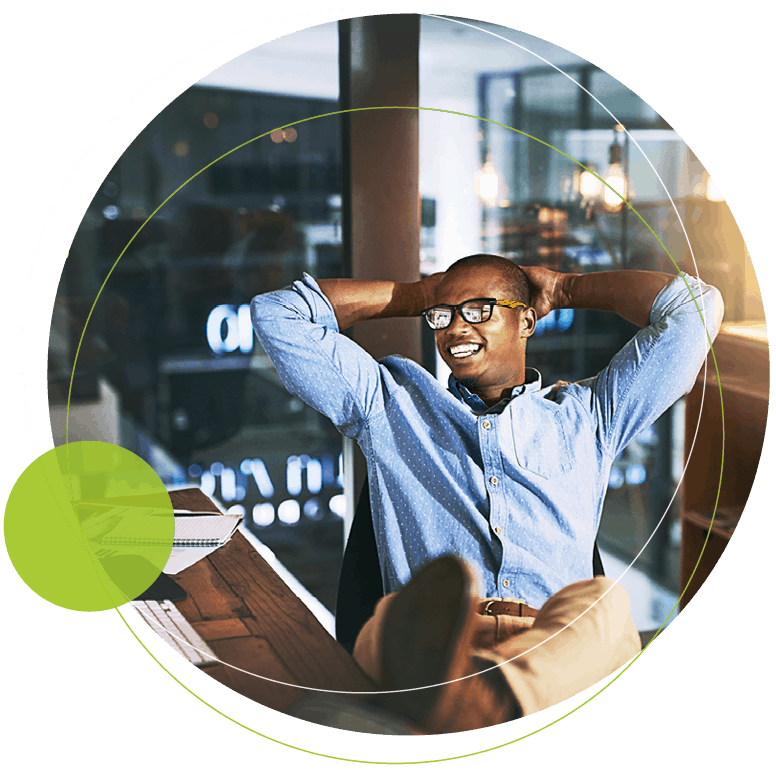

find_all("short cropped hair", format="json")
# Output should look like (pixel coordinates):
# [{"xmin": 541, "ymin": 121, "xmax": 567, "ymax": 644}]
[{"xmin": 444, "ymin": 254, "xmax": 530, "ymax": 306}]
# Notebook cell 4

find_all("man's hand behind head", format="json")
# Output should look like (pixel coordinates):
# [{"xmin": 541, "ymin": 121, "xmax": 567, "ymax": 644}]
[
  {"xmin": 520, "ymin": 266, "xmax": 569, "ymax": 320},
  {"xmin": 418, "ymin": 272, "xmax": 445, "ymax": 309}
]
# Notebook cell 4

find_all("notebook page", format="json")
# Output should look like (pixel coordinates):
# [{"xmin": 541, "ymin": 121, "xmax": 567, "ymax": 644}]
[{"xmin": 173, "ymin": 514, "xmax": 241, "ymax": 544}]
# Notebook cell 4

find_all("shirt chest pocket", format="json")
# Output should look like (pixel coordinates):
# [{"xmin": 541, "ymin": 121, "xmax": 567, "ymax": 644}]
[{"xmin": 504, "ymin": 402, "xmax": 573, "ymax": 479}]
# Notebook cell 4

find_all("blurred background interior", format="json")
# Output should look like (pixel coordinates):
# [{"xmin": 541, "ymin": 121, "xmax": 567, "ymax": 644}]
[{"xmin": 48, "ymin": 15, "xmax": 768, "ymax": 635}]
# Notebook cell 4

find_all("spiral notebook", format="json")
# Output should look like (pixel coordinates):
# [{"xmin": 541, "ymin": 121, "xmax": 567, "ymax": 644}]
[{"xmin": 98, "ymin": 510, "xmax": 240, "ymax": 548}]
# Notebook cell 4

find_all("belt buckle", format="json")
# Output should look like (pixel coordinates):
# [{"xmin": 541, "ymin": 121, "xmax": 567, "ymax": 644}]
[{"xmin": 483, "ymin": 600, "xmax": 497, "ymax": 616}]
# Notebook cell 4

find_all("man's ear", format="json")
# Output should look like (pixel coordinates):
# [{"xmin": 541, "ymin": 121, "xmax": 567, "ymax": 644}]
[{"xmin": 521, "ymin": 307, "xmax": 537, "ymax": 338}]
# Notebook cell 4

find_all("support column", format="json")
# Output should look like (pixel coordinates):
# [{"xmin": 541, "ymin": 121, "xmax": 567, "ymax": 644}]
[
  {"xmin": 340, "ymin": 14, "xmax": 422, "ymax": 363},
  {"xmin": 338, "ymin": 14, "xmax": 421, "ymax": 542}
]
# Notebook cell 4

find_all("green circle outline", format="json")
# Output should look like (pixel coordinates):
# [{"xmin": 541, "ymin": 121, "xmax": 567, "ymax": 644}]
[{"xmin": 65, "ymin": 105, "xmax": 726, "ymax": 761}]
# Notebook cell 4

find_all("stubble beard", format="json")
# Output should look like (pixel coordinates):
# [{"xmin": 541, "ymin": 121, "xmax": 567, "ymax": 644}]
[{"xmin": 455, "ymin": 373, "xmax": 482, "ymax": 393}]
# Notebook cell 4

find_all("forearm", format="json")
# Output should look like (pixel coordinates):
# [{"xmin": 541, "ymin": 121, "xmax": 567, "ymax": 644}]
[
  {"xmin": 558, "ymin": 271, "xmax": 674, "ymax": 327},
  {"xmin": 317, "ymin": 277, "xmax": 437, "ymax": 330}
]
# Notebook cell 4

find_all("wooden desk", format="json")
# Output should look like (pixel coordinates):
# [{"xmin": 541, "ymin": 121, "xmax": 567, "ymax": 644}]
[{"xmin": 166, "ymin": 488, "xmax": 378, "ymax": 716}]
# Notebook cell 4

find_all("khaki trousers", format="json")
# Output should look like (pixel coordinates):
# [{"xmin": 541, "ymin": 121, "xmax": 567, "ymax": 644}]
[{"xmin": 353, "ymin": 576, "xmax": 640, "ymax": 717}]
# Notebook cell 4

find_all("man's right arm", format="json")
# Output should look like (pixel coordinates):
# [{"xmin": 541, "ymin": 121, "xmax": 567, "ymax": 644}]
[{"xmin": 251, "ymin": 274, "xmax": 441, "ymax": 438}]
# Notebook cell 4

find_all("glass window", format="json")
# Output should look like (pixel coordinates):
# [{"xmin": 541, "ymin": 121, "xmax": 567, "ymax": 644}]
[
  {"xmin": 48, "ymin": 22, "xmax": 347, "ymax": 612},
  {"xmin": 590, "ymin": 70, "xmax": 662, "ymax": 128}
]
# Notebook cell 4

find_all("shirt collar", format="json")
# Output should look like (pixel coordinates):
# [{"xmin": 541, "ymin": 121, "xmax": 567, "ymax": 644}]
[{"xmin": 448, "ymin": 368, "xmax": 543, "ymax": 413}]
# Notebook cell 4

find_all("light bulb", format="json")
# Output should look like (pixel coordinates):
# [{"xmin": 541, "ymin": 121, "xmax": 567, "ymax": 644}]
[
  {"xmin": 579, "ymin": 168, "xmax": 602, "ymax": 199},
  {"xmin": 604, "ymin": 162, "xmax": 626, "ymax": 208},
  {"xmin": 476, "ymin": 156, "xmax": 508, "ymax": 206},
  {"xmin": 476, "ymin": 159, "xmax": 499, "ymax": 203}
]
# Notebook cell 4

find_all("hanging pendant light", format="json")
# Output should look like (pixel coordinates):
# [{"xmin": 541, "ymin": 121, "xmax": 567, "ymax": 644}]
[
  {"xmin": 577, "ymin": 162, "xmax": 602, "ymax": 200},
  {"xmin": 475, "ymin": 155, "xmax": 506, "ymax": 206},
  {"xmin": 604, "ymin": 138, "xmax": 626, "ymax": 210}
]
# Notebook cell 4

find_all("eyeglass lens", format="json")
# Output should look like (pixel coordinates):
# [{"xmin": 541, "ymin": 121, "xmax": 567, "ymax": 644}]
[{"xmin": 425, "ymin": 301, "xmax": 493, "ymax": 329}]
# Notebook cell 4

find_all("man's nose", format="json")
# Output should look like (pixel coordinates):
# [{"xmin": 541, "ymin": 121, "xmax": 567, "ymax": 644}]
[{"xmin": 447, "ymin": 310, "xmax": 473, "ymax": 334}]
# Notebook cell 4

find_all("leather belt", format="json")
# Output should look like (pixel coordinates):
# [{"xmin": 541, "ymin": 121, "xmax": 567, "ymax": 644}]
[{"xmin": 478, "ymin": 599, "xmax": 540, "ymax": 618}]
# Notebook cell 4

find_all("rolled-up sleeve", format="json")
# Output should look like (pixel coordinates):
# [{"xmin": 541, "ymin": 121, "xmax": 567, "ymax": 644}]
[
  {"xmin": 251, "ymin": 274, "xmax": 386, "ymax": 439},
  {"xmin": 589, "ymin": 273, "xmax": 724, "ymax": 458}
]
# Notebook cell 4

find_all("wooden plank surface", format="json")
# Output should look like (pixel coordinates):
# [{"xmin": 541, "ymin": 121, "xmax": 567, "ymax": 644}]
[
  {"xmin": 682, "ymin": 506, "xmax": 742, "ymax": 541},
  {"xmin": 166, "ymin": 488, "xmax": 376, "ymax": 714},
  {"xmin": 191, "ymin": 618, "xmax": 252, "ymax": 642},
  {"xmin": 169, "ymin": 487, "xmax": 222, "ymax": 513}
]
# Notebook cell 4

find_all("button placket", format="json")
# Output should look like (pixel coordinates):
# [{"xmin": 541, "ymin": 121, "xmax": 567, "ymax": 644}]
[{"xmin": 481, "ymin": 414, "xmax": 500, "ymax": 573}]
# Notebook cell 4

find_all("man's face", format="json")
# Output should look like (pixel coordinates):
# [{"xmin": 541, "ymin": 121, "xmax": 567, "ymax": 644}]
[{"xmin": 433, "ymin": 265, "xmax": 534, "ymax": 398}]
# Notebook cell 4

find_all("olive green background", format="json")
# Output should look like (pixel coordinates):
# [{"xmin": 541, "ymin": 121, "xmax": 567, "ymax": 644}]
[{"xmin": 0, "ymin": 0, "xmax": 773, "ymax": 768}]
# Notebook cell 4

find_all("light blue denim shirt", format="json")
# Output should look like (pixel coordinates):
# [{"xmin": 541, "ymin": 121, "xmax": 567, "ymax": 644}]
[{"xmin": 252, "ymin": 273, "xmax": 723, "ymax": 607}]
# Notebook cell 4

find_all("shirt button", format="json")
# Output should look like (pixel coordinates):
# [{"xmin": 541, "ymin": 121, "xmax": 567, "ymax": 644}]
[
  {"xmin": 490, "ymin": 476, "xmax": 499, "ymax": 486},
  {"xmin": 494, "ymin": 526, "xmax": 502, "ymax": 535},
  {"xmin": 482, "ymin": 420, "xmax": 491, "ymax": 430},
  {"xmin": 502, "ymin": 579, "xmax": 510, "ymax": 588}
]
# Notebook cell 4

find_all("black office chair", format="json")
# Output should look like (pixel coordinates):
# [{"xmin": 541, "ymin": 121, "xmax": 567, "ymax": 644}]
[
  {"xmin": 336, "ymin": 482, "xmax": 384, "ymax": 654},
  {"xmin": 335, "ymin": 482, "xmax": 605, "ymax": 654}
]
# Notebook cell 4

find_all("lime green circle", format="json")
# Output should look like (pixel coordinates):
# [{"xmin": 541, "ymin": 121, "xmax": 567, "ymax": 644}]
[{"xmin": 4, "ymin": 441, "xmax": 174, "ymax": 611}]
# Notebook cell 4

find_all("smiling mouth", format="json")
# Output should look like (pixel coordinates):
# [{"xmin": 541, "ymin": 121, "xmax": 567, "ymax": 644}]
[{"xmin": 448, "ymin": 343, "xmax": 483, "ymax": 360}]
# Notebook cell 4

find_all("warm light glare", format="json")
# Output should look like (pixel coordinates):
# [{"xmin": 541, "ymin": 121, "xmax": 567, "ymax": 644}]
[
  {"xmin": 270, "ymin": 129, "xmax": 284, "ymax": 143},
  {"xmin": 706, "ymin": 178, "xmax": 724, "ymax": 202},
  {"xmin": 173, "ymin": 140, "xmax": 189, "ymax": 157},
  {"xmin": 604, "ymin": 165, "xmax": 626, "ymax": 207},
  {"xmin": 283, "ymin": 127, "xmax": 297, "ymax": 142},
  {"xmin": 476, "ymin": 159, "xmax": 499, "ymax": 203},
  {"xmin": 579, "ymin": 170, "xmax": 601, "ymax": 198},
  {"xmin": 203, "ymin": 112, "xmax": 219, "ymax": 129}
]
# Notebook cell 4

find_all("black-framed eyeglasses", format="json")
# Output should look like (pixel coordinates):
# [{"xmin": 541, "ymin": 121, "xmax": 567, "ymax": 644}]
[{"xmin": 421, "ymin": 298, "xmax": 527, "ymax": 330}]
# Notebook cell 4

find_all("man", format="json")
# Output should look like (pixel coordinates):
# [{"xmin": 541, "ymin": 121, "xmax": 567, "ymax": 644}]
[{"xmin": 251, "ymin": 255, "xmax": 723, "ymax": 732}]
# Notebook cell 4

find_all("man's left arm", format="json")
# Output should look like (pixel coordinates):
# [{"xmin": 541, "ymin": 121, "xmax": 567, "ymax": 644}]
[
  {"xmin": 525, "ymin": 267, "xmax": 675, "ymax": 327},
  {"xmin": 525, "ymin": 267, "xmax": 725, "ymax": 458}
]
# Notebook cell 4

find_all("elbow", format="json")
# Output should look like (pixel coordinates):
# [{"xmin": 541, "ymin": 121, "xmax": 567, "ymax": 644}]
[
  {"xmin": 250, "ymin": 294, "xmax": 267, "ymax": 333},
  {"xmin": 707, "ymin": 285, "xmax": 725, "ymax": 341},
  {"xmin": 250, "ymin": 293, "xmax": 284, "ymax": 337}
]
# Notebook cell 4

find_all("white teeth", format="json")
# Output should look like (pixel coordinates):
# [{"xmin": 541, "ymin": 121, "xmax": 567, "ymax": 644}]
[{"xmin": 450, "ymin": 343, "xmax": 482, "ymax": 358}]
